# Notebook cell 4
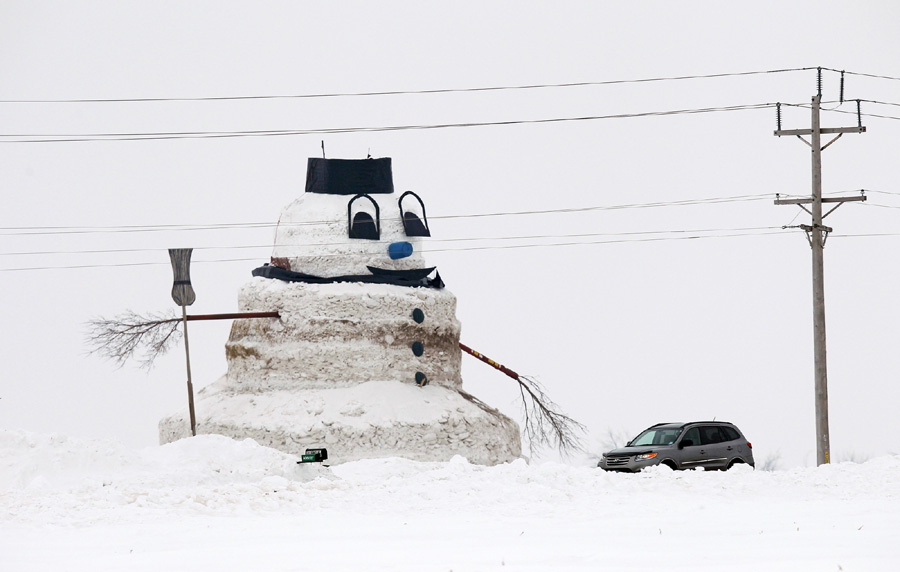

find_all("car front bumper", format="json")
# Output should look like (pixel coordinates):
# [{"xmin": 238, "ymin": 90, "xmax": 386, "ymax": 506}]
[{"xmin": 598, "ymin": 455, "xmax": 661, "ymax": 472}]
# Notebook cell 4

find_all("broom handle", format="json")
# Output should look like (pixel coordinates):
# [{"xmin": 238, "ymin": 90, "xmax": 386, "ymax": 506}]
[
  {"xmin": 458, "ymin": 342, "xmax": 521, "ymax": 381},
  {"xmin": 186, "ymin": 312, "xmax": 280, "ymax": 321}
]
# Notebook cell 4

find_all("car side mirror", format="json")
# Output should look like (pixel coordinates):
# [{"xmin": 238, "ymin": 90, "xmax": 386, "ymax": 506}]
[
  {"xmin": 679, "ymin": 439, "xmax": 693, "ymax": 449},
  {"xmin": 625, "ymin": 440, "xmax": 633, "ymax": 447}
]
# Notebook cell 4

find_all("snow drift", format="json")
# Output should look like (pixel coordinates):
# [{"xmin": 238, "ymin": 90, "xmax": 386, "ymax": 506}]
[{"xmin": 2, "ymin": 429, "xmax": 899, "ymax": 571}]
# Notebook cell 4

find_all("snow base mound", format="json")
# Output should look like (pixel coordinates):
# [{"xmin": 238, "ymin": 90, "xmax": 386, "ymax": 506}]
[{"xmin": 159, "ymin": 379, "xmax": 521, "ymax": 466}]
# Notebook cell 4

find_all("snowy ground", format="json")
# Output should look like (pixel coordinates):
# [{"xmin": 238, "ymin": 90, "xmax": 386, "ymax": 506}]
[{"xmin": 2, "ymin": 430, "xmax": 898, "ymax": 571}]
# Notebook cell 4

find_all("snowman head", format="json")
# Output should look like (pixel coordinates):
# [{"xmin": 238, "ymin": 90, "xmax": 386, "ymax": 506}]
[{"xmin": 271, "ymin": 158, "xmax": 433, "ymax": 278}]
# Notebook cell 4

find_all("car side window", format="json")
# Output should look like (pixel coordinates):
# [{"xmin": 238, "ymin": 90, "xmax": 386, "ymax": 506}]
[
  {"xmin": 721, "ymin": 426, "xmax": 740, "ymax": 441},
  {"xmin": 654, "ymin": 429, "xmax": 680, "ymax": 445},
  {"xmin": 700, "ymin": 426, "xmax": 723, "ymax": 445},
  {"xmin": 681, "ymin": 427, "xmax": 700, "ymax": 447}
]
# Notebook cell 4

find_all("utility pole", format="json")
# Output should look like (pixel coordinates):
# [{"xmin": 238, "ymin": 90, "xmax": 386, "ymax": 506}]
[{"xmin": 774, "ymin": 70, "xmax": 866, "ymax": 466}]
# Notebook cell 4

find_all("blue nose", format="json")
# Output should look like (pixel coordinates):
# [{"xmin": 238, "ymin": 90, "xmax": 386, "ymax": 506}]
[{"xmin": 388, "ymin": 241, "xmax": 413, "ymax": 260}]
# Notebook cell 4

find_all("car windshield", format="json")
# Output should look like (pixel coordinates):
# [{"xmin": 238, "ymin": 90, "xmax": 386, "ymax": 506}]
[{"xmin": 630, "ymin": 428, "xmax": 682, "ymax": 447}]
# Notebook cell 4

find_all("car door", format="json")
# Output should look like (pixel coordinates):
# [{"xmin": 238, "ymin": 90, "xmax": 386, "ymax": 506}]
[
  {"xmin": 698, "ymin": 425, "xmax": 731, "ymax": 469},
  {"xmin": 719, "ymin": 425, "xmax": 745, "ymax": 464},
  {"xmin": 673, "ymin": 427, "xmax": 706, "ymax": 469}
]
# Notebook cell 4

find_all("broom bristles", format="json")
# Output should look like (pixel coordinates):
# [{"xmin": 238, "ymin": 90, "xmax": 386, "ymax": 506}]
[
  {"xmin": 516, "ymin": 374, "xmax": 585, "ymax": 457},
  {"xmin": 85, "ymin": 310, "xmax": 182, "ymax": 369}
]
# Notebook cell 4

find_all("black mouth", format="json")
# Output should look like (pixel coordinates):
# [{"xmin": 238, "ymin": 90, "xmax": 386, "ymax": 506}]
[
  {"xmin": 366, "ymin": 266, "xmax": 435, "ymax": 281},
  {"xmin": 252, "ymin": 264, "xmax": 444, "ymax": 289}
]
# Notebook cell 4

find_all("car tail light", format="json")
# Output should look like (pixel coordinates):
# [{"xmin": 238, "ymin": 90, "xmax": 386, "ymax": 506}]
[{"xmin": 747, "ymin": 442, "xmax": 752, "ymax": 449}]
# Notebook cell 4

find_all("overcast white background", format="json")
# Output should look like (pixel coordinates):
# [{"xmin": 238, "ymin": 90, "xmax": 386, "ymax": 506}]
[{"xmin": 1, "ymin": 1, "xmax": 898, "ymax": 468}]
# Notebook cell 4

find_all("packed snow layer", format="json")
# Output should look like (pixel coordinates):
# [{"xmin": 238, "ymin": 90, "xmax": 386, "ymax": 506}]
[
  {"xmin": 271, "ymin": 191, "xmax": 428, "ymax": 277},
  {"xmin": 225, "ymin": 278, "xmax": 462, "ymax": 390},
  {"xmin": 158, "ymin": 380, "xmax": 522, "ymax": 465},
  {"xmin": 3, "ymin": 430, "xmax": 899, "ymax": 571}
]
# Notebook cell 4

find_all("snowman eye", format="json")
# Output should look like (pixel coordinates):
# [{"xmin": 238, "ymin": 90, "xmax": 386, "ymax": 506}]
[
  {"xmin": 398, "ymin": 191, "xmax": 431, "ymax": 237},
  {"xmin": 347, "ymin": 194, "xmax": 380, "ymax": 240}
]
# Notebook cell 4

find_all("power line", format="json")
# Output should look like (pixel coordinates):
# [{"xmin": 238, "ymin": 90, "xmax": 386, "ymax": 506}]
[
  {"xmin": 0, "ymin": 103, "xmax": 779, "ymax": 143},
  {"xmin": 0, "ymin": 226, "xmax": 784, "ymax": 257},
  {"xmin": 0, "ymin": 193, "xmax": 777, "ymax": 236},
  {"xmin": 0, "ymin": 228, "xmax": 794, "ymax": 273},
  {"xmin": 822, "ymin": 189, "xmax": 899, "ymax": 200},
  {"xmin": 425, "ymin": 229, "xmax": 791, "ymax": 253},
  {"xmin": 866, "ymin": 203, "xmax": 900, "ymax": 210},
  {"xmin": 10, "ymin": 223, "xmax": 899, "ymax": 273},
  {"xmin": 859, "ymin": 99, "xmax": 900, "ymax": 109},
  {"xmin": 833, "ymin": 232, "xmax": 900, "ymax": 238},
  {"xmin": 0, "ymin": 244, "xmax": 270, "ymax": 257},
  {"xmin": 0, "ymin": 258, "xmax": 257, "ymax": 273},
  {"xmin": 821, "ymin": 68, "xmax": 900, "ymax": 82},
  {"xmin": 436, "ymin": 194, "xmax": 773, "ymax": 220},
  {"xmin": 0, "ymin": 67, "xmax": 817, "ymax": 104},
  {"xmin": 829, "ymin": 189, "xmax": 900, "ymax": 209},
  {"xmin": 864, "ymin": 189, "xmax": 900, "ymax": 197},
  {"xmin": 783, "ymin": 100, "xmax": 900, "ymax": 122},
  {"xmin": 828, "ymin": 109, "xmax": 900, "ymax": 122},
  {"xmin": 6, "ymin": 225, "xmax": 894, "ymax": 274},
  {"xmin": 0, "ymin": 222, "xmax": 277, "ymax": 236}
]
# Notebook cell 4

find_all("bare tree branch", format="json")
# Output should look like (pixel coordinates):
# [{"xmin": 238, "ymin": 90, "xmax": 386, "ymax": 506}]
[
  {"xmin": 516, "ymin": 374, "xmax": 585, "ymax": 457},
  {"xmin": 85, "ymin": 310, "xmax": 181, "ymax": 369},
  {"xmin": 760, "ymin": 450, "xmax": 783, "ymax": 472},
  {"xmin": 457, "ymin": 342, "xmax": 584, "ymax": 457},
  {"xmin": 600, "ymin": 427, "xmax": 633, "ymax": 451}
]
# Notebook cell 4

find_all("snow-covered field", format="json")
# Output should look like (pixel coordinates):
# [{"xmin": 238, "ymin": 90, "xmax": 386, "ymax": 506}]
[{"xmin": 2, "ymin": 430, "xmax": 898, "ymax": 571}]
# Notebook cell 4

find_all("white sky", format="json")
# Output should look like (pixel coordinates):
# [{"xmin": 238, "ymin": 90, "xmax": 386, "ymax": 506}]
[{"xmin": 1, "ymin": 1, "xmax": 898, "ymax": 468}]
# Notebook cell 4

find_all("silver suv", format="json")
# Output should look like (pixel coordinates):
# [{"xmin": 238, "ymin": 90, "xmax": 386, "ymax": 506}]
[{"xmin": 598, "ymin": 421, "xmax": 754, "ymax": 472}]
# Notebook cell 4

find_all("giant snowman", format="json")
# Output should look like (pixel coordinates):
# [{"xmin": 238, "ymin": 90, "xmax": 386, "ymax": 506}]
[{"xmin": 159, "ymin": 157, "xmax": 522, "ymax": 465}]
